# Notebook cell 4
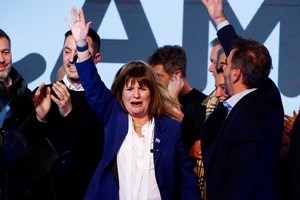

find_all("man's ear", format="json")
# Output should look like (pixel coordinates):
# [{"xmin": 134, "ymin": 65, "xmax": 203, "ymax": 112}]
[
  {"xmin": 174, "ymin": 69, "xmax": 182, "ymax": 77},
  {"xmin": 93, "ymin": 53, "xmax": 101, "ymax": 64},
  {"xmin": 232, "ymin": 67, "xmax": 242, "ymax": 83}
]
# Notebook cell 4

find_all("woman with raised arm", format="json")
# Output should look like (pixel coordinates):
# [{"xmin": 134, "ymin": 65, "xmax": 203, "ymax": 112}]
[{"xmin": 65, "ymin": 7, "xmax": 201, "ymax": 200}]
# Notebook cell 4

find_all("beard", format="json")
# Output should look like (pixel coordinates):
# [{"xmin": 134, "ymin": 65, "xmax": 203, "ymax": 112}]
[
  {"xmin": 224, "ymin": 76, "xmax": 233, "ymax": 97},
  {"xmin": 0, "ymin": 65, "xmax": 11, "ymax": 83}
]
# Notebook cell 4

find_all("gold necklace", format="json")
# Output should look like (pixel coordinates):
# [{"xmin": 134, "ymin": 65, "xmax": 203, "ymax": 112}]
[{"xmin": 132, "ymin": 122, "xmax": 143, "ymax": 128}]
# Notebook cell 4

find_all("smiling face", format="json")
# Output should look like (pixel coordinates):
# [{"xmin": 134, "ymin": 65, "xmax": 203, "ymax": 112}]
[
  {"xmin": 122, "ymin": 79, "xmax": 151, "ymax": 119},
  {"xmin": 0, "ymin": 37, "xmax": 12, "ymax": 83},
  {"xmin": 215, "ymin": 73, "xmax": 228, "ymax": 102},
  {"xmin": 63, "ymin": 35, "xmax": 77, "ymax": 80}
]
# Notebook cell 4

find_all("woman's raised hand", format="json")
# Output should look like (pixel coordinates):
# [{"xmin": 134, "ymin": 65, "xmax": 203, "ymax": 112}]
[{"xmin": 64, "ymin": 7, "xmax": 92, "ymax": 47}]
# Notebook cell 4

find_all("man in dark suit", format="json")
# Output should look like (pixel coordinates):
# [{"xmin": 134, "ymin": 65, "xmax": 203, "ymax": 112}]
[{"xmin": 200, "ymin": 0, "xmax": 284, "ymax": 199}]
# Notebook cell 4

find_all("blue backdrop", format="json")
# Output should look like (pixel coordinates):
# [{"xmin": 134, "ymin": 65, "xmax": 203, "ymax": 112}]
[{"xmin": 1, "ymin": 0, "xmax": 299, "ymax": 114}]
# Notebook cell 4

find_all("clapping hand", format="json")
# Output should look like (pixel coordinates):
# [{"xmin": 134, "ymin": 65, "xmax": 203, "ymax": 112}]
[
  {"xmin": 51, "ymin": 81, "xmax": 72, "ymax": 117},
  {"xmin": 284, "ymin": 109, "xmax": 300, "ymax": 135},
  {"xmin": 34, "ymin": 83, "xmax": 51, "ymax": 123}
]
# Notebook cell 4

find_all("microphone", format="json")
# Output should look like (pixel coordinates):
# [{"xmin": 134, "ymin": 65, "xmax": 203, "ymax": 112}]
[{"xmin": 150, "ymin": 148, "xmax": 159, "ymax": 153}]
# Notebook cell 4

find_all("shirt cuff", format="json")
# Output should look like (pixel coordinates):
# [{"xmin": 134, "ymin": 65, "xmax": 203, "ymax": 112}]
[{"xmin": 217, "ymin": 20, "xmax": 230, "ymax": 31}]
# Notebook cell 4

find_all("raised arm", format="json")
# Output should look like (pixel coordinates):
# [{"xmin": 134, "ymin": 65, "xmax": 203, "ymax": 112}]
[
  {"xmin": 201, "ymin": 0, "xmax": 226, "ymax": 26},
  {"xmin": 64, "ymin": 7, "xmax": 115, "ymax": 125},
  {"xmin": 64, "ymin": 7, "xmax": 91, "ymax": 62},
  {"xmin": 201, "ymin": 0, "xmax": 239, "ymax": 56}
]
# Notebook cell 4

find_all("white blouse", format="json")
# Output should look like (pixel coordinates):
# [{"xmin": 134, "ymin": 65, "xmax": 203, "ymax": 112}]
[{"xmin": 117, "ymin": 116, "xmax": 161, "ymax": 200}]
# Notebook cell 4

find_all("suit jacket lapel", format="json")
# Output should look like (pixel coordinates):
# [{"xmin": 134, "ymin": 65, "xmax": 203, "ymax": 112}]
[
  {"xmin": 202, "ymin": 104, "xmax": 228, "ymax": 174},
  {"xmin": 102, "ymin": 108, "xmax": 128, "ymax": 172},
  {"xmin": 153, "ymin": 117, "xmax": 168, "ymax": 165}
]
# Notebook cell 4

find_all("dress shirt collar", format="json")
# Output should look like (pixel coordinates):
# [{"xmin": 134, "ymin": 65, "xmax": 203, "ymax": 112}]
[
  {"xmin": 223, "ymin": 88, "xmax": 257, "ymax": 112},
  {"xmin": 62, "ymin": 75, "xmax": 84, "ymax": 91}
]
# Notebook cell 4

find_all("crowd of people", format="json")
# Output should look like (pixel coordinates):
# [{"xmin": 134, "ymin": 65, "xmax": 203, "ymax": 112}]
[{"xmin": 1, "ymin": 0, "xmax": 299, "ymax": 199}]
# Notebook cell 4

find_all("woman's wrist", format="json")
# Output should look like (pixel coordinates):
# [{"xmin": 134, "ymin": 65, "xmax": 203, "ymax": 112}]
[
  {"xmin": 77, "ymin": 51, "xmax": 91, "ymax": 63},
  {"xmin": 214, "ymin": 15, "xmax": 227, "ymax": 27},
  {"xmin": 77, "ymin": 43, "xmax": 88, "ymax": 52},
  {"xmin": 76, "ymin": 40, "xmax": 88, "ymax": 48}
]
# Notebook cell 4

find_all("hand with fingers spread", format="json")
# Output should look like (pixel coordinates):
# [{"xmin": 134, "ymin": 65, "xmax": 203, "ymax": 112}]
[
  {"xmin": 284, "ymin": 110, "xmax": 300, "ymax": 136},
  {"xmin": 34, "ymin": 83, "xmax": 51, "ymax": 122},
  {"xmin": 51, "ymin": 81, "xmax": 72, "ymax": 117},
  {"xmin": 201, "ymin": 0, "xmax": 226, "ymax": 26},
  {"xmin": 65, "ymin": 7, "xmax": 92, "ymax": 63}
]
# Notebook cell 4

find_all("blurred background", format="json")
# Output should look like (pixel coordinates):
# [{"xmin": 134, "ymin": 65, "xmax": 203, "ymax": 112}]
[{"xmin": 1, "ymin": 0, "xmax": 299, "ymax": 114}]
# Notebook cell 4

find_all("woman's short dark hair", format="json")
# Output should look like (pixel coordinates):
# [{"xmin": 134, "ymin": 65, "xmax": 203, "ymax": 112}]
[{"xmin": 111, "ymin": 61, "xmax": 179, "ymax": 120}]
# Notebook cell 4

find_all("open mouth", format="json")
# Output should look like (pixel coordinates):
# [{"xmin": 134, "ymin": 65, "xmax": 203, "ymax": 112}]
[{"xmin": 131, "ymin": 102, "xmax": 142, "ymax": 106}]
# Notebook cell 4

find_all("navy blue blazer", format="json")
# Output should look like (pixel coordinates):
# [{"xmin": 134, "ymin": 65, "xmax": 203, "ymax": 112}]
[
  {"xmin": 76, "ymin": 58, "xmax": 200, "ymax": 200},
  {"xmin": 200, "ymin": 25, "xmax": 284, "ymax": 200}
]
